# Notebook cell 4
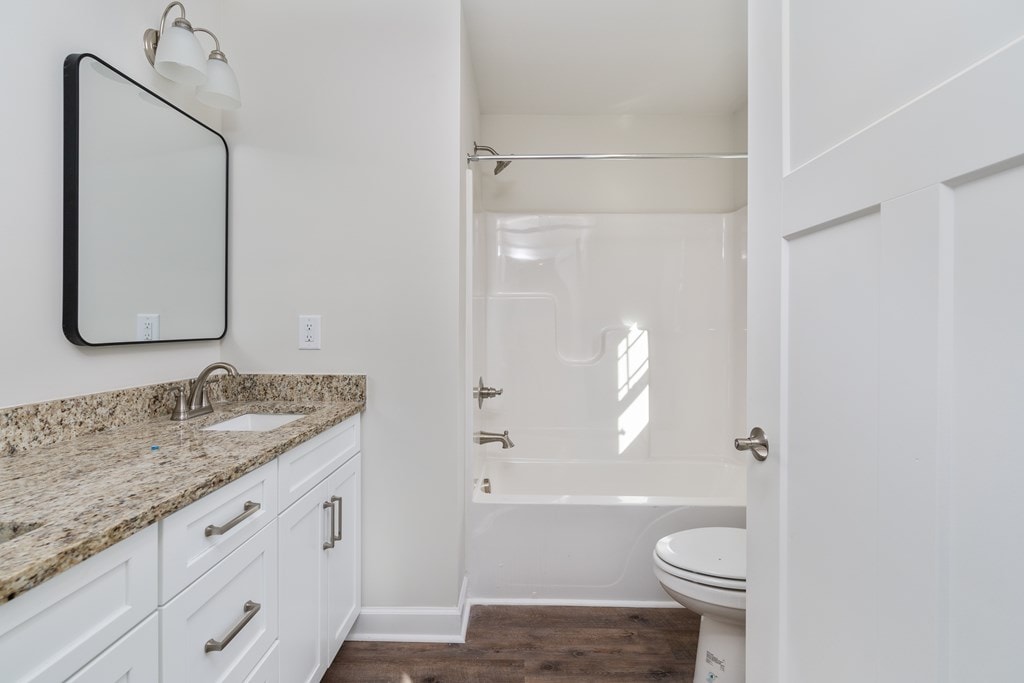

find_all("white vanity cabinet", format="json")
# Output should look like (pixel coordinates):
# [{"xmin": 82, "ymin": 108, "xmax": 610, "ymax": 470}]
[
  {"xmin": 278, "ymin": 417, "xmax": 361, "ymax": 683},
  {"xmin": 0, "ymin": 411, "xmax": 361, "ymax": 683}
]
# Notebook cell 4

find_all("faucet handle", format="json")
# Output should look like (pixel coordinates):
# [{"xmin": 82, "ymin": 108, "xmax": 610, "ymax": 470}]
[
  {"xmin": 474, "ymin": 377, "xmax": 504, "ymax": 409},
  {"xmin": 170, "ymin": 387, "xmax": 189, "ymax": 421}
]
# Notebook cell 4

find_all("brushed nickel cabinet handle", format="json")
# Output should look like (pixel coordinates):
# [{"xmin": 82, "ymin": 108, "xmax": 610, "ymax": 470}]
[
  {"xmin": 204, "ymin": 600, "xmax": 261, "ymax": 653},
  {"xmin": 205, "ymin": 501, "xmax": 261, "ymax": 537},
  {"xmin": 331, "ymin": 496, "xmax": 343, "ymax": 542},
  {"xmin": 323, "ymin": 500, "xmax": 336, "ymax": 549}
]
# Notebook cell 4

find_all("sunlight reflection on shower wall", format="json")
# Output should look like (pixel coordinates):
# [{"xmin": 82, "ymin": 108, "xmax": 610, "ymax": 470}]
[{"xmin": 479, "ymin": 210, "xmax": 747, "ymax": 462}]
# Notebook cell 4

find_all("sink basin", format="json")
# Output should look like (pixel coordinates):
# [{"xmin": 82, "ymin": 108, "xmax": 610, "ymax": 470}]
[
  {"xmin": 0, "ymin": 520, "xmax": 42, "ymax": 544},
  {"xmin": 203, "ymin": 413, "xmax": 305, "ymax": 432}
]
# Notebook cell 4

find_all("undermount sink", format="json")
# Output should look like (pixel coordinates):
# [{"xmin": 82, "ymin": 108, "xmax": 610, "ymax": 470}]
[
  {"xmin": 202, "ymin": 413, "xmax": 305, "ymax": 432},
  {"xmin": 0, "ymin": 520, "xmax": 42, "ymax": 544}
]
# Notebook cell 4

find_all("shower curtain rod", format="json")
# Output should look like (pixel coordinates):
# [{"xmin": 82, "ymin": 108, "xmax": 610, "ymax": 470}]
[{"xmin": 466, "ymin": 151, "xmax": 748, "ymax": 162}]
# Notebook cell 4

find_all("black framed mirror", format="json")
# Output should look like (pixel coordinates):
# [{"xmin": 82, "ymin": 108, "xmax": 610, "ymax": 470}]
[{"xmin": 63, "ymin": 53, "xmax": 228, "ymax": 346}]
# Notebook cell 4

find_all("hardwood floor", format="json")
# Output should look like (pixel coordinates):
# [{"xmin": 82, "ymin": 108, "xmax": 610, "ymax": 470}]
[{"xmin": 324, "ymin": 605, "xmax": 699, "ymax": 682}]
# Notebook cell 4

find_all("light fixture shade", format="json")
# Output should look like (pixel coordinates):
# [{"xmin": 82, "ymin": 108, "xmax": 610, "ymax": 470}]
[
  {"xmin": 196, "ymin": 57, "xmax": 241, "ymax": 109},
  {"xmin": 154, "ymin": 23, "xmax": 208, "ymax": 86}
]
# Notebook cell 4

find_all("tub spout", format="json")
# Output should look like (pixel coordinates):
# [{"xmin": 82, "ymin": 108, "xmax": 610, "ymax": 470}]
[{"xmin": 474, "ymin": 430, "xmax": 514, "ymax": 449}]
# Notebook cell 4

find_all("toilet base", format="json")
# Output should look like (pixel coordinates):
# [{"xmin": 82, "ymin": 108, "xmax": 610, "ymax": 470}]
[{"xmin": 693, "ymin": 615, "xmax": 745, "ymax": 683}]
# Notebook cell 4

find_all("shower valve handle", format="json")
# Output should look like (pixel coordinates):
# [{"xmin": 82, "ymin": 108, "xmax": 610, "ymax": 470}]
[
  {"xmin": 474, "ymin": 377, "xmax": 504, "ymax": 409},
  {"xmin": 735, "ymin": 427, "xmax": 769, "ymax": 461}
]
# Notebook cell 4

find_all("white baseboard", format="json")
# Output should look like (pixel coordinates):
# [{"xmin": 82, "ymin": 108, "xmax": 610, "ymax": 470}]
[
  {"xmin": 467, "ymin": 597, "xmax": 681, "ymax": 609},
  {"xmin": 347, "ymin": 582, "xmax": 683, "ymax": 644},
  {"xmin": 347, "ymin": 576, "xmax": 471, "ymax": 643}
]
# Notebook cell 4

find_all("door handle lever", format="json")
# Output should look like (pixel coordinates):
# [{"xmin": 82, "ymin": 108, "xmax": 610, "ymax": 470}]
[{"xmin": 735, "ymin": 427, "xmax": 769, "ymax": 461}]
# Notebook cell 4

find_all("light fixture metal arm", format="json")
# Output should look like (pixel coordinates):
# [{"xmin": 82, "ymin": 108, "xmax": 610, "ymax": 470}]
[
  {"xmin": 193, "ymin": 27, "xmax": 223, "ymax": 55},
  {"xmin": 159, "ymin": 1, "xmax": 188, "ymax": 33}
]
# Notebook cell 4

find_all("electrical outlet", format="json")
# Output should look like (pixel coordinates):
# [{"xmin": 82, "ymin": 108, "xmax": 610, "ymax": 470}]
[
  {"xmin": 136, "ymin": 314, "xmax": 160, "ymax": 341},
  {"xmin": 298, "ymin": 315, "xmax": 321, "ymax": 350}
]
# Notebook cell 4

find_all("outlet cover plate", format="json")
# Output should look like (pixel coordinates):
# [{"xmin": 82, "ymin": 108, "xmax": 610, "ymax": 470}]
[
  {"xmin": 136, "ymin": 314, "xmax": 160, "ymax": 341},
  {"xmin": 299, "ymin": 315, "xmax": 321, "ymax": 350}
]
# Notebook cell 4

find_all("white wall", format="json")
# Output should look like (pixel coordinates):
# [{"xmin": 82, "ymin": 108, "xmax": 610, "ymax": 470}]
[
  {"xmin": 458, "ymin": 9, "xmax": 482, "ymax": 606},
  {"xmin": 220, "ymin": 0, "xmax": 466, "ymax": 611},
  {"xmin": 0, "ymin": 1, "xmax": 224, "ymax": 408},
  {"xmin": 479, "ymin": 114, "xmax": 746, "ymax": 213}
]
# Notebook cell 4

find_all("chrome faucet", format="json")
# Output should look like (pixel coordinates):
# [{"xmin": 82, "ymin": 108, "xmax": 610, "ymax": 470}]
[
  {"xmin": 171, "ymin": 362, "xmax": 239, "ymax": 421},
  {"xmin": 474, "ymin": 430, "xmax": 514, "ymax": 449}
]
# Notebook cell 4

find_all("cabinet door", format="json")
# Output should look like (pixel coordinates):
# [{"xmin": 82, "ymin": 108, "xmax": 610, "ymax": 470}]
[
  {"xmin": 325, "ymin": 454, "xmax": 361, "ymax": 662},
  {"xmin": 278, "ymin": 481, "xmax": 329, "ymax": 683}
]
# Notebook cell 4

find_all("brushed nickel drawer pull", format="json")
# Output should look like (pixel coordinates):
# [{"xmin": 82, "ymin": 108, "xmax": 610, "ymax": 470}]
[
  {"xmin": 204, "ymin": 600, "xmax": 261, "ymax": 653},
  {"xmin": 323, "ymin": 500, "xmax": 336, "ymax": 549},
  {"xmin": 205, "ymin": 501, "xmax": 261, "ymax": 537},
  {"xmin": 331, "ymin": 496, "xmax": 343, "ymax": 542}
]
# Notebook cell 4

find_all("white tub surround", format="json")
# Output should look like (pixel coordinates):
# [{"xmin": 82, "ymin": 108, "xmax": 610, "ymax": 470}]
[{"xmin": 477, "ymin": 210, "xmax": 747, "ymax": 467}]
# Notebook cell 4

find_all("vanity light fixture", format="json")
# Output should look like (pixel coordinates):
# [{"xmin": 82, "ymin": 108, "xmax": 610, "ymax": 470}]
[{"xmin": 143, "ymin": 1, "xmax": 241, "ymax": 109}]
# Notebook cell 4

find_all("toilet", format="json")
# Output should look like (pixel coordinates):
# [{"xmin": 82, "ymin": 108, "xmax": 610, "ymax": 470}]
[{"xmin": 653, "ymin": 527, "xmax": 746, "ymax": 683}]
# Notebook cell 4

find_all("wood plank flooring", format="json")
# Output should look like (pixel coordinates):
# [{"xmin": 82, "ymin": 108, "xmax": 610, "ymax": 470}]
[{"xmin": 324, "ymin": 605, "xmax": 700, "ymax": 682}]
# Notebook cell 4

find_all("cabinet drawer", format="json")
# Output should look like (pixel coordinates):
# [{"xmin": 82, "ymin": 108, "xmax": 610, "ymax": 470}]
[
  {"xmin": 279, "ymin": 415, "xmax": 359, "ymax": 510},
  {"xmin": 66, "ymin": 613, "xmax": 158, "ymax": 682},
  {"xmin": 161, "ymin": 521, "xmax": 278, "ymax": 683},
  {"xmin": 0, "ymin": 525, "xmax": 157, "ymax": 683},
  {"xmin": 243, "ymin": 640, "xmax": 279, "ymax": 683},
  {"xmin": 160, "ymin": 460, "xmax": 278, "ymax": 602}
]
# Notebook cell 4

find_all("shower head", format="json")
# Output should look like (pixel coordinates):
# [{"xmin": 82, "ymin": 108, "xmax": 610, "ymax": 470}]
[{"xmin": 474, "ymin": 142, "xmax": 511, "ymax": 175}]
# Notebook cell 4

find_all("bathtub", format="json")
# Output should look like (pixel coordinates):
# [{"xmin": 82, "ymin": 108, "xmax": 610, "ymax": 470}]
[{"xmin": 467, "ymin": 458, "xmax": 746, "ymax": 605}]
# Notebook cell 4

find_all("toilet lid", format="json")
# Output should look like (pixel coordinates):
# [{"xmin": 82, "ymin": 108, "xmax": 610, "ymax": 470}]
[{"xmin": 655, "ymin": 527, "xmax": 746, "ymax": 582}]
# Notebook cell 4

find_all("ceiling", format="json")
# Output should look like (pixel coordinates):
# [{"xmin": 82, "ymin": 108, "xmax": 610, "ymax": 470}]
[{"xmin": 462, "ymin": 0, "xmax": 747, "ymax": 116}]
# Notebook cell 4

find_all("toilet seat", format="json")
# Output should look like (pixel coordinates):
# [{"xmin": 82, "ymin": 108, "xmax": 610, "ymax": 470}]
[
  {"xmin": 654, "ymin": 554, "xmax": 746, "ymax": 591},
  {"xmin": 654, "ymin": 527, "xmax": 746, "ymax": 591}
]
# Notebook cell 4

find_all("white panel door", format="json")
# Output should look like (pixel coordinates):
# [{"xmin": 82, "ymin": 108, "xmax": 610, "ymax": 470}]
[{"xmin": 748, "ymin": 3, "xmax": 1024, "ymax": 681}]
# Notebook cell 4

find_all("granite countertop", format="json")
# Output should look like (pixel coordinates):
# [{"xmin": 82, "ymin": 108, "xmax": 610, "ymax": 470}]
[{"xmin": 0, "ymin": 396, "xmax": 363, "ymax": 604}]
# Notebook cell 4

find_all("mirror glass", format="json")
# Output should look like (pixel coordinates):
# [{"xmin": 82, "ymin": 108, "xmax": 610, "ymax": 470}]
[{"xmin": 64, "ymin": 53, "xmax": 227, "ymax": 346}]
